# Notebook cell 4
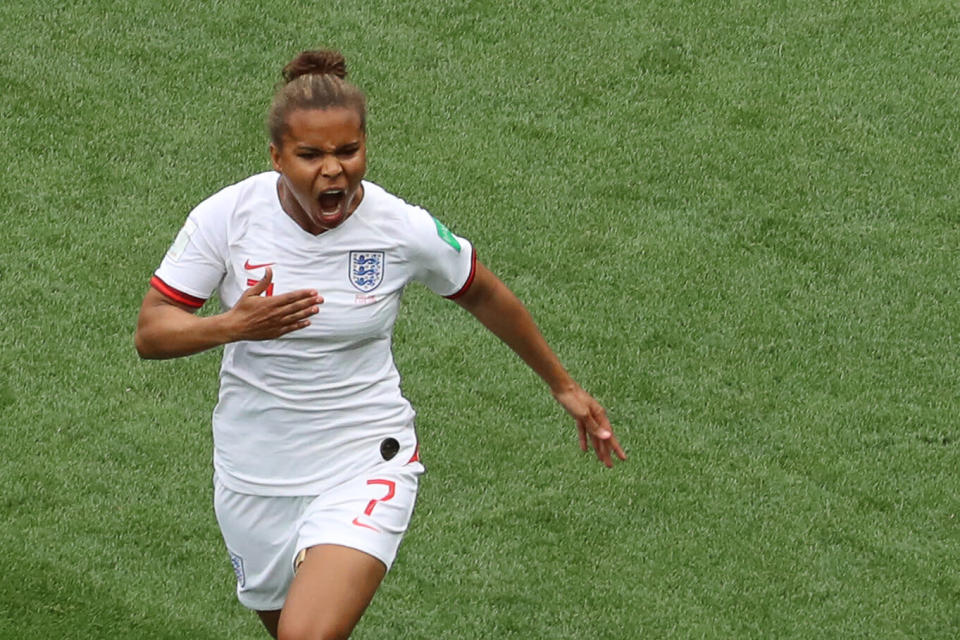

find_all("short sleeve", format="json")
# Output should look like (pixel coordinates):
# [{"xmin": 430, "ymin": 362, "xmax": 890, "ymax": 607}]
[
  {"xmin": 151, "ymin": 190, "xmax": 232, "ymax": 307},
  {"xmin": 408, "ymin": 210, "xmax": 477, "ymax": 298}
]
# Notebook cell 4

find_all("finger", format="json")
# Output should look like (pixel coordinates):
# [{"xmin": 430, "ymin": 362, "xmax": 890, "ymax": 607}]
[
  {"xmin": 588, "ymin": 405, "xmax": 611, "ymax": 440},
  {"xmin": 276, "ymin": 294, "xmax": 323, "ymax": 328},
  {"xmin": 578, "ymin": 413, "xmax": 604, "ymax": 458},
  {"xmin": 276, "ymin": 318, "xmax": 313, "ymax": 336},
  {"xmin": 273, "ymin": 289, "xmax": 322, "ymax": 306},
  {"xmin": 609, "ymin": 434, "xmax": 627, "ymax": 461},
  {"xmin": 593, "ymin": 433, "xmax": 625, "ymax": 467},
  {"xmin": 246, "ymin": 267, "xmax": 274, "ymax": 296},
  {"xmin": 272, "ymin": 306, "xmax": 318, "ymax": 333},
  {"xmin": 591, "ymin": 434, "xmax": 612, "ymax": 468},
  {"xmin": 576, "ymin": 422, "xmax": 588, "ymax": 452},
  {"xmin": 582, "ymin": 409, "xmax": 611, "ymax": 442},
  {"xmin": 285, "ymin": 305, "xmax": 321, "ymax": 322},
  {"xmin": 599, "ymin": 438, "xmax": 615, "ymax": 468}
]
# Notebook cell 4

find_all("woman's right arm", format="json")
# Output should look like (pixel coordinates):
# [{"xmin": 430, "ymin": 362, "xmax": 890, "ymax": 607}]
[{"xmin": 134, "ymin": 268, "xmax": 322, "ymax": 359}]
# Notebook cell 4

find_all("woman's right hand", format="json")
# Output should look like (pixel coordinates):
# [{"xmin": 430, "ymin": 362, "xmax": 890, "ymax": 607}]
[
  {"xmin": 223, "ymin": 268, "xmax": 323, "ymax": 341},
  {"xmin": 135, "ymin": 268, "xmax": 322, "ymax": 359}
]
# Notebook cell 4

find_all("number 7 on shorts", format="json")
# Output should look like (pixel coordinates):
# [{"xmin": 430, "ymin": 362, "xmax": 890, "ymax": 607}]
[{"xmin": 351, "ymin": 479, "xmax": 395, "ymax": 531}]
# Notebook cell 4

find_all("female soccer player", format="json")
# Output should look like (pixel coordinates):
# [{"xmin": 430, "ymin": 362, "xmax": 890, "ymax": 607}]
[{"xmin": 134, "ymin": 49, "xmax": 625, "ymax": 640}]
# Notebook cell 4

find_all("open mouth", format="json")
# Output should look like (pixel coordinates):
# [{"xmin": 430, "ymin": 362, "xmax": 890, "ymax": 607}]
[{"xmin": 318, "ymin": 189, "xmax": 345, "ymax": 215}]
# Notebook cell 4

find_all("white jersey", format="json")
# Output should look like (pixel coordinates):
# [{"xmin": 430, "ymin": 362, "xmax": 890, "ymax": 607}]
[{"xmin": 152, "ymin": 172, "xmax": 476, "ymax": 496}]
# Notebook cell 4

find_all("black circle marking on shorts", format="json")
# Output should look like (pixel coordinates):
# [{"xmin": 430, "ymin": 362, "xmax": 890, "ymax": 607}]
[{"xmin": 380, "ymin": 437, "xmax": 400, "ymax": 461}]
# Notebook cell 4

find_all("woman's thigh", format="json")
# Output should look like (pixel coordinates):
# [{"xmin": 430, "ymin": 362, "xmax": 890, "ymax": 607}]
[{"xmin": 278, "ymin": 544, "xmax": 386, "ymax": 640}]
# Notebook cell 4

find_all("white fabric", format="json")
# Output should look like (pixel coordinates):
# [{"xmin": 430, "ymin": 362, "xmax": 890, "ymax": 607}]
[
  {"xmin": 154, "ymin": 172, "xmax": 474, "ymax": 495},
  {"xmin": 214, "ymin": 460, "xmax": 423, "ymax": 610}
]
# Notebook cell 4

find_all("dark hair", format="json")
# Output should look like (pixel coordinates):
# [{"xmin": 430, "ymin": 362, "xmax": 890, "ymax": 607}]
[{"xmin": 267, "ymin": 49, "xmax": 367, "ymax": 146}]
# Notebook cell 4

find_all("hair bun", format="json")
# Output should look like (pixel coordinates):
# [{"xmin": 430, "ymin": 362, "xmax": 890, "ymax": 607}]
[{"xmin": 282, "ymin": 49, "xmax": 347, "ymax": 83}]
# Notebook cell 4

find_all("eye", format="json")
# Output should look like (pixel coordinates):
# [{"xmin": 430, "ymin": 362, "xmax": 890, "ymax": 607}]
[{"xmin": 337, "ymin": 146, "xmax": 359, "ymax": 158}]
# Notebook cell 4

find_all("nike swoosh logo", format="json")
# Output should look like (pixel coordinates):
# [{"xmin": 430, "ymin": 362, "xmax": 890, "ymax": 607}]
[
  {"xmin": 352, "ymin": 517, "xmax": 378, "ymax": 531},
  {"xmin": 244, "ymin": 260, "xmax": 275, "ymax": 270}
]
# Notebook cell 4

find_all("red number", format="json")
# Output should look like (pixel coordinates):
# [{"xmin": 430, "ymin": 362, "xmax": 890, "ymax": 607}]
[
  {"xmin": 352, "ymin": 479, "xmax": 396, "ymax": 531},
  {"xmin": 363, "ymin": 479, "xmax": 396, "ymax": 515}
]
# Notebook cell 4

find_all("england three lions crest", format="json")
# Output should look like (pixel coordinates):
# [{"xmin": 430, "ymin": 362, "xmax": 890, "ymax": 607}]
[{"xmin": 349, "ymin": 251, "xmax": 384, "ymax": 292}]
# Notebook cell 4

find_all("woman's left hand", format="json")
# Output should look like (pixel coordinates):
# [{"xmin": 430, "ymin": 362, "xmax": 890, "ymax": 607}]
[{"xmin": 552, "ymin": 384, "xmax": 626, "ymax": 468}]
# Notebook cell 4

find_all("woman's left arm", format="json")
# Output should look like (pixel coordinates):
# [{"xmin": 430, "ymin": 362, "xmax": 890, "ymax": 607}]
[{"xmin": 453, "ymin": 261, "xmax": 626, "ymax": 468}]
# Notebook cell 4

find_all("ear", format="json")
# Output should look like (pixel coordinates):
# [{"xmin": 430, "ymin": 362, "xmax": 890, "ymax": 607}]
[{"xmin": 269, "ymin": 143, "xmax": 282, "ymax": 173}]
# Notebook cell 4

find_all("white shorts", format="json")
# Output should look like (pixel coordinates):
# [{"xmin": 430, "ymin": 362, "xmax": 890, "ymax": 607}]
[{"xmin": 213, "ymin": 459, "xmax": 424, "ymax": 611}]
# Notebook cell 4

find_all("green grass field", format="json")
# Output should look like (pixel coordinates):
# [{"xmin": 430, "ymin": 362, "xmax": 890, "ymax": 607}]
[{"xmin": 2, "ymin": 0, "xmax": 958, "ymax": 637}]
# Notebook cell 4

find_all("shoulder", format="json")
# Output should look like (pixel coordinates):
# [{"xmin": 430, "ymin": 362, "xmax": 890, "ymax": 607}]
[
  {"xmin": 194, "ymin": 172, "xmax": 276, "ymax": 213},
  {"xmin": 356, "ymin": 181, "xmax": 436, "ymax": 238},
  {"xmin": 359, "ymin": 182, "xmax": 471, "ymax": 269},
  {"xmin": 359, "ymin": 181, "xmax": 426, "ymax": 216},
  {"xmin": 189, "ymin": 172, "xmax": 277, "ymax": 231}
]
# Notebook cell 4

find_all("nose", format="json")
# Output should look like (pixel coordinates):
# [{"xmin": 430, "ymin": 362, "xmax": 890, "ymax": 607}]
[{"xmin": 320, "ymin": 154, "xmax": 342, "ymax": 178}]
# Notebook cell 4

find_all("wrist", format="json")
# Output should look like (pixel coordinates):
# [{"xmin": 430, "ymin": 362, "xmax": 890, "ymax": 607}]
[
  {"xmin": 548, "ymin": 375, "xmax": 577, "ymax": 396},
  {"xmin": 205, "ymin": 312, "xmax": 239, "ymax": 346}
]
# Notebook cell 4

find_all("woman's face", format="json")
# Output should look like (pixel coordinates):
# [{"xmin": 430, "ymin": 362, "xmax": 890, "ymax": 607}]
[{"xmin": 270, "ymin": 107, "xmax": 367, "ymax": 234}]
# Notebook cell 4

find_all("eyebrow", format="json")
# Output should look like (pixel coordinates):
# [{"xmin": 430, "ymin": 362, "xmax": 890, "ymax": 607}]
[{"xmin": 295, "ymin": 141, "xmax": 361, "ymax": 152}]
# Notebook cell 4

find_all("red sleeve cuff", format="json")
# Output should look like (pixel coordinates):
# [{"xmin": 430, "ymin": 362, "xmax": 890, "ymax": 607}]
[
  {"xmin": 150, "ymin": 275, "xmax": 207, "ymax": 308},
  {"xmin": 444, "ymin": 249, "xmax": 478, "ymax": 300}
]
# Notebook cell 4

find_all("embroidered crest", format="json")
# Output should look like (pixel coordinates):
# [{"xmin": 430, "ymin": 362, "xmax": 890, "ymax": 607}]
[
  {"xmin": 349, "ymin": 251, "xmax": 385, "ymax": 292},
  {"xmin": 228, "ymin": 550, "xmax": 245, "ymax": 587}
]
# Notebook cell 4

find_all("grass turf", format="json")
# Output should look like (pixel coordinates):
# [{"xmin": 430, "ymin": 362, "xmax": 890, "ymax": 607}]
[{"xmin": 2, "ymin": 0, "xmax": 958, "ymax": 637}]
